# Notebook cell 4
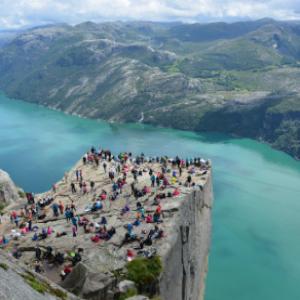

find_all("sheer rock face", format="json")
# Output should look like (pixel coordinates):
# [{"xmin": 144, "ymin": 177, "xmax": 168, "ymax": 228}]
[
  {"xmin": 0, "ymin": 169, "xmax": 21, "ymax": 205},
  {"xmin": 159, "ymin": 173, "xmax": 213, "ymax": 300}
]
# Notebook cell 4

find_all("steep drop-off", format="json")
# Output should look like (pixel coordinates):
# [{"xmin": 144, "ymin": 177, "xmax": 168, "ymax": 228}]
[{"xmin": 0, "ymin": 154, "xmax": 213, "ymax": 300}]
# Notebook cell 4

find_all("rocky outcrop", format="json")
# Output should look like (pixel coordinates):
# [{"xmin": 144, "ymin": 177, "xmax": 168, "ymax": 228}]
[
  {"xmin": 0, "ymin": 169, "xmax": 22, "ymax": 205},
  {"xmin": 0, "ymin": 252, "xmax": 79, "ymax": 300},
  {"xmin": 0, "ymin": 154, "xmax": 213, "ymax": 300},
  {"xmin": 159, "ymin": 173, "xmax": 213, "ymax": 300}
]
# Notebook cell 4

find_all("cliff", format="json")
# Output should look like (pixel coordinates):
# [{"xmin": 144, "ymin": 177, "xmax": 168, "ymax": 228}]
[
  {"xmin": 0, "ymin": 152, "xmax": 213, "ymax": 300},
  {"xmin": 159, "ymin": 172, "xmax": 213, "ymax": 300},
  {"xmin": 0, "ymin": 169, "xmax": 23, "ymax": 206}
]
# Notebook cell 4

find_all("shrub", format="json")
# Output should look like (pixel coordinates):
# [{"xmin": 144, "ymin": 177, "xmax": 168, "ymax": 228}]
[
  {"xmin": 126, "ymin": 256, "xmax": 162, "ymax": 294},
  {"xmin": 0, "ymin": 262, "xmax": 8, "ymax": 271}
]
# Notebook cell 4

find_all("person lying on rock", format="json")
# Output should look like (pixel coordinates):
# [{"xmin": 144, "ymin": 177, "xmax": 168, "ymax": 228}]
[
  {"xmin": 91, "ymin": 199, "xmax": 103, "ymax": 212},
  {"xmin": 56, "ymin": 231, "xmax": 67, "ymax": 238},
  {"xmin": 120, "ymin": 204, "xmax": 130, "ymax": 216}
]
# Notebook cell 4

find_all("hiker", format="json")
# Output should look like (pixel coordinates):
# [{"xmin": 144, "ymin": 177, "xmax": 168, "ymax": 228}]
[
  {"xmin": 71, "ymin": 182, "xmax": 76, "ymax": 194},
  {"xmin": 70, "ymin": 200, "xmax": 76, "ymax": 212},
  {"xmin": 35, "ymin": 246, "xmax": 42, "ymax": 261},
  {"xmin": 90, "ymin": 181, "xmax": 95, "ymax": 192},
  {"xmin": 82, "ymin": 182, "xmax": 88, "ymax": 194},
  {"xmin": 58, "ymin": 201, "xmax": 64, "ymax": 215},
  {"xmin": 47, "ymin": 226, "xmax": 53, "ymax": 235},
  {"xmin": 103, "ymin": 162, "xmax": 107, "ymax": 173},
  {"xmin": 71, "ymin": 216, "xmax": 78, "ymax": 231},
  {"xmin": 14, "ymin": 215, "xmax": 20, "ymax": 227},
  {"xmin": 34, "ymin": 260, "xmax": 42, "ymax": 273},
  {"xmin": 151, "ymin": 174, "xmax": 156, "ymax": 187},
  {"xmin": 65, "ymin": 207, "xmax": 72, "ymax": 222},
  {"xmin": 83, "ymin": 154, "xmax": 87, "ymax": 165},
  {"xmin": 72, "ymin": 225, "xmax": 77, "ymax": 237},
  {"xmin": 51, "ymin": 203, "xmax": 59, "ymax": 217}
]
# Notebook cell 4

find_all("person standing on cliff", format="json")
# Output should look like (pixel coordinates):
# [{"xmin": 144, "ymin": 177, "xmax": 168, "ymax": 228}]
[
  {"xmin": 103, "ymin": 162, "xmax": 107, "ymax": 173},
  {"xmin": 71, "ymin": 182, "xmax": 76, "ymax": 194},
  {"xmin": 58, "ymin": 201, "xmax": 64, "ymax": 215}
]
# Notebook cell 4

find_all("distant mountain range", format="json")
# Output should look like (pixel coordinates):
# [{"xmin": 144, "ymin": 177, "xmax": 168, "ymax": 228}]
[{"xmin": 0, "ymin": 19, "xmax": 300, "ymax": 158}]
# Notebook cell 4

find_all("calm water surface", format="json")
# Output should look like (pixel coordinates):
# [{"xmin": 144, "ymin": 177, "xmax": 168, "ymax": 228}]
[{"xmin": 1, "ymin": 93, "xmax": 300, "ymax": 300}]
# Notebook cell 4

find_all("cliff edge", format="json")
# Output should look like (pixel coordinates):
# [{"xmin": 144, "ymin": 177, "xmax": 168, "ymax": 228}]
[{"xmin": 0, "ymin": 151, "xmax": 213, "ymax": 300}]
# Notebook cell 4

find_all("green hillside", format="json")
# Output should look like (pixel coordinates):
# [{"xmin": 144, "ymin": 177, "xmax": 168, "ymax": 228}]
[{"xmin": 0, "ymin": 19, "xmax": 300, "ymax": 158}]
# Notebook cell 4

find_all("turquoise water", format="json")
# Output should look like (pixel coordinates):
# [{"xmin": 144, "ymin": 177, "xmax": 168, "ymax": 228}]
[{"xmin": 1, "ymin": 93, "xmax": 300, "ymax": 300}]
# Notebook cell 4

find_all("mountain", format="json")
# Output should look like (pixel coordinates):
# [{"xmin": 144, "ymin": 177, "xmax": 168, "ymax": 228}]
[
  {"xmin": 0, "ymin": 19, "xmax": 300, "ymax": 158},
  {"xmin": 0, "ymin": 30, "xmax": 21, "ymax": 47}
]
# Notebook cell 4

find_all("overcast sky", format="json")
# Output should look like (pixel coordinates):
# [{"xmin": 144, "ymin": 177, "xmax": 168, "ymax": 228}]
[{"xmin": 0, "ymin": 0, "xmax": 300, "ymax": 29}]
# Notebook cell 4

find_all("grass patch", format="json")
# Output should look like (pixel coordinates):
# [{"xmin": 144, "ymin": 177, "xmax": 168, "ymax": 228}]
[
  {"xmin": 0, "ymin": 262, "xmax": 9, "ymax": 271},
  {"xmin": 126, "ymin": 256, "xmax": 162, "ymax": 294},
  {"xmin": 22, "ymin": 272, "xmax": 67, "ymax": 299},
  {"xmin": 18, "ymin": 190, "xmax": 26, "ymax": 198},
  {"xmin": 0, "ymin": 203, "xmax": 5, "ymax": 214}
]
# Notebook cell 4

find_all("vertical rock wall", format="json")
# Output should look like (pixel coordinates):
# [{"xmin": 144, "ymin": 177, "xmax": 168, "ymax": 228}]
[{"xmin": 159, "ymin": 172, "xmax": 213, "ymax": 300}]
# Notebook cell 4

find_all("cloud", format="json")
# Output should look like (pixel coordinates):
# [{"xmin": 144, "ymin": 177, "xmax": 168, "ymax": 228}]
[{"xmin": 0, "ymin": 0, "xmax": 299, "ymax": 29}]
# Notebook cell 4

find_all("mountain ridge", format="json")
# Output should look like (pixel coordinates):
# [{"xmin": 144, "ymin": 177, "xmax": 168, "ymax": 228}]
[{"xmin": 0, "ymin": 19, "xmax": 299, "ymax": 158}]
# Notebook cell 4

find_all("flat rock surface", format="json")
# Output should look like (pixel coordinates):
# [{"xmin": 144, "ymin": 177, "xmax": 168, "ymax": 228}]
[{"xmin": 0, "ymin": 152, "xmax": 210, "ymax": 298}]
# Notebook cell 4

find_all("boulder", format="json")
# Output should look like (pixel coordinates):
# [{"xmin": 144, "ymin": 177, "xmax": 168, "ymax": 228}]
[
  {"xmin": 61, "ymin": 262, "xmax": 117, "ymax": 299},
  {"xmin": 118, "ymin": 280, "xmax": 136, "ymax": 293},
  {"xmin": 0, "ymin": 169, "xmax": 22, "ymax": 205},
  {"xmin": 126, "ymin": 296, "xmax": 149, "ymax": 300}
]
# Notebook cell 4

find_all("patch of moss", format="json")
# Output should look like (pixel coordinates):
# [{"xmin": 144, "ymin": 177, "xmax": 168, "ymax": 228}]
[
  {"xmin": 18, "ymin": 190, "xmax": 26, "ymax": 198},
  {"xmin": 126, "ymin": 256, "xmax": 162, "ymax": 293},
  {"xmin": 50, "ymin": 287, "xmax": 68, "ymax": 300},
  {"xmin": 0, "ymin": 262, "xmax": 9, "ymax": 271},
  {"xmin": 0, "ymin": 203, "xmax": 5, "ymax": 213},
  {"xmin": 22, "ymin": 273, "xmax": 48, "ymax": 294},
  {"xmin": 22, "ymin": 272, "xmax": 67, "ymax": 300}
]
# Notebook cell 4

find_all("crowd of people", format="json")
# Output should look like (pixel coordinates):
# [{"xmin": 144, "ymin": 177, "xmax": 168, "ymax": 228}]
[{"xmin": 0, "ymin": 147, "xmax": 209, "ymax": 282}]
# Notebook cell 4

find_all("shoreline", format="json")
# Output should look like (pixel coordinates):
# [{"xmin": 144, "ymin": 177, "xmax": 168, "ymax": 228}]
[{"xmin": 1, "ymin": 91, "xmax": 298, "ymax": 162}]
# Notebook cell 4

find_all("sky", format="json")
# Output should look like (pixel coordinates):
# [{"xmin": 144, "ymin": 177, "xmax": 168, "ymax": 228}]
[{"xmin": 0, "ymin": 0, "xmax": 300, "ymax": 29}]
